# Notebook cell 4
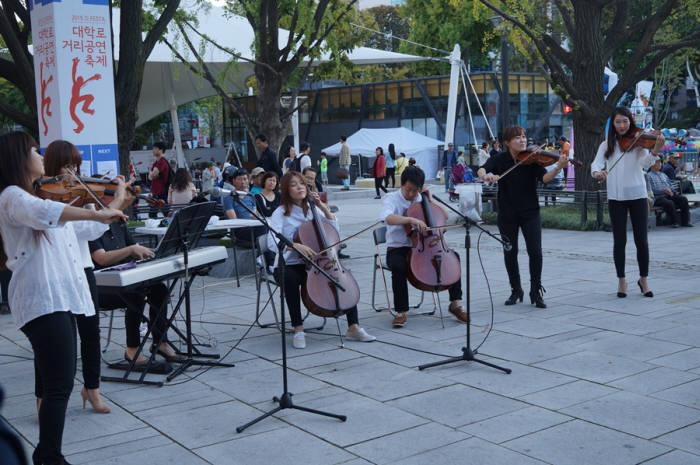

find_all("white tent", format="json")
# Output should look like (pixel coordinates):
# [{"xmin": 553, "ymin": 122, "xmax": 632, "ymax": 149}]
[{"xmin": 322, "ymin": 127, "xmax": 443, "ymax": 178}]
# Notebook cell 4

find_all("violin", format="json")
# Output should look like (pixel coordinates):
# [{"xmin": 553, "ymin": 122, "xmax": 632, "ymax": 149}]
[
  {"xmin": 618, "ymin": 126, "xmax": 666, "ymax": 151},
  {"xmin": 404, "ymin": 192, "xmax": 460, "ymax": 292},
  {"xmin": 515, "ymin": 146, "xmax": 583, "ymax": 168},
  {"xmin": 295, "ymin": 191, "xmax": 360, "ymax": 318},
  {"xmin": 36, "ymin": 174, "xmax": 163, "ymax": 208}
]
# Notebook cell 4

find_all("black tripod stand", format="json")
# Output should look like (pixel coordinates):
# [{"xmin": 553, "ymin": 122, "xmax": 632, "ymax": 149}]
[
  {"xmin": 232, "ymin": 195, "xmax": 347, "ymax": 433},
  {"xmin": 418, "ymin": 195, "xmax": 512, "ymax": 374}
]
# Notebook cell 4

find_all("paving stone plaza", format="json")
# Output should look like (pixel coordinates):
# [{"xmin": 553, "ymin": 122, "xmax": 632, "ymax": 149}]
[{"xmin": 2, "ymin": 192, "xmax": 700, "ymax": 465}]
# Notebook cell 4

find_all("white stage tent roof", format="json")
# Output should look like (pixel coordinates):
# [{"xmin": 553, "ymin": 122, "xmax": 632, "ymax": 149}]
[{"xmin": 322, "ymin": 127, "xmax": 443, "ymax": 179}]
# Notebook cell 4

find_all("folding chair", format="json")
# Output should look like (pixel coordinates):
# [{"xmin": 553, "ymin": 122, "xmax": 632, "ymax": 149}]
[
  {"xmin": 370, "ymin": 225, "xmax": 438, "ymax": 316},
  {"xmin": 254, "ymin": 234, "xmax": 325, "ymax": 332},
  {"xmin": 100, "ymin": 306, "xmax": 125, "ymax": 353}
]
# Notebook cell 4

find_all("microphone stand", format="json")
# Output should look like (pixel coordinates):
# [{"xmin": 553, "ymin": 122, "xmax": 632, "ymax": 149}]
[
  {"xmin": 231, "ymin": 194, "xmax": 347, "ymax": 433},
  {"xmin": 418, "ymin": 194, "xmax": 512, "ymax": 374}
]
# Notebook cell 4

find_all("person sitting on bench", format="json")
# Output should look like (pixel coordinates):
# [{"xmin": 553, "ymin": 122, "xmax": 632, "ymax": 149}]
[{"xmin": 648, "ymin": 158, "xmax": 693, "ymax": 228}]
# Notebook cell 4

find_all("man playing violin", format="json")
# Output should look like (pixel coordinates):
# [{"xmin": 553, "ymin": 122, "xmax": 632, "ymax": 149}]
[
  {"xmin": 477, "ymin": 126, "xmax": 568, "ymax": 309},
  {"xmin": 379, "ymin": 166, "xmax": 468, "ymax": 328}
]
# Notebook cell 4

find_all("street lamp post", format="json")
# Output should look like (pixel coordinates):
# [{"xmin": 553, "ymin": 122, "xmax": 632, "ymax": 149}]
[{"xmin": 488, "ymin": 16, "xmax": 510, "ymax": 133}]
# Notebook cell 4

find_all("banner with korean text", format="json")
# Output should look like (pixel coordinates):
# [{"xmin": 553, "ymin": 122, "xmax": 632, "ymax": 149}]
[{"xmin": 30, "ymin": 0, "xmax": 119, "ymax": 176}]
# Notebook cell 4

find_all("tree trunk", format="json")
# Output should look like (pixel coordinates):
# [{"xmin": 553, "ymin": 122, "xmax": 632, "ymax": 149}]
[
  {"xmin": 571, "ymin": 0, "xmax": 607, "ymax": 192},
  {"xmin": 255, "ymin": 65, "xmax": 287, "ymax": 161}
]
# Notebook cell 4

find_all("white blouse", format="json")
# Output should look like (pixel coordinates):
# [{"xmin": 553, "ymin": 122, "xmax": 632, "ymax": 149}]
[
  {"xmin": 0, "ymin": 186, "xmax": 106, "ymax": 329},
  {"xmin": 378, "ymin": 189, "xmax": 420, "ymax": 248},
  {"xmin": 267, "ymin": 204, "xmax": 338, "ymax": 268},
  {"xmin": 591, "ymin": 140, "xmax": 656, "ymax": 201}
]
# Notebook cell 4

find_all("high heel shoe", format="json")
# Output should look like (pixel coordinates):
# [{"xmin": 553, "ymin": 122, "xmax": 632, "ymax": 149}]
[
  {"xmin": 505, "ymin": 288, "xmax": 524, "ymax": 305},
  {"xmin": 529, "ymin": 285, "xmax": 547, "ymax": 309},
  {"xmin": 617, "ymin": 283, "xmax": 627, "ymax": 298},
  {"xmin": 637, "ymin": 280, "xmax": 653, "ymax": 297},
  {"xmin": 81, "ymin": 387, "xmax": 110, "ymax": 414}
]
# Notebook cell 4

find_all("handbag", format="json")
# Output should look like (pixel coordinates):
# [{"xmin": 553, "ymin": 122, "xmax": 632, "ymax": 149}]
[{"xmin": 336, "ymin": 167, "xmax": 349, "ymax": 179}]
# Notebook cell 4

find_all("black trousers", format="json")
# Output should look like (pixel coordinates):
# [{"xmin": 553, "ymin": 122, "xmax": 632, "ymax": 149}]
[
  {"xmin": 21, "ymin": 311, "xmax": 76, "ymax": 465},
  {"xmin": 148, "ymin": 192, "xmax": 168, "ymax": 218},
  {"xmin": 275, "ymin": 264, "xmax": 359, "ymax": 327},
  {"xmin": 98, "ymin": 282, "xmax": 169, "ymax": 348},
  {"xmin": 608, "ymin": 198, "xmax": 649, "ymax": 278},
  {"xmin": 375, "ymin": 177, "xmax": 388, "ymax": 196},
  {"xmin": 386, "ymin": 247, "xmax": 462, "ymax": 313},
  {"xmin": 35, "ymin": 269, "xmax": 101, "ymax": 398},
  {"xmin": 497, "ymin": 209, "xmax": 543, "ymax": 291},
  {"xmin": 384, "ymin": 167, "xmax": 396, "ymax": 188},
  {"xmin": 654, "ymin": 194, "xmax": 690, "ymax": 226}
]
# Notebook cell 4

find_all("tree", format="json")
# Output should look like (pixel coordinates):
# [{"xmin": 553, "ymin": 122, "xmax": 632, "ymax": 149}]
[
  {"xmin": 0, "ymin": 1, "xmax": 184, "ymax": 174},
  {"xmin": 167, "ymin": 0, "xmax": 360, "ymax": 159},
  {"xmin": 400, "ymin": 0, "xmax": 496, "ymax": 75},
  {"xmin": 476, "ymin": 0, "xmax": 700, "ymax": 190}
]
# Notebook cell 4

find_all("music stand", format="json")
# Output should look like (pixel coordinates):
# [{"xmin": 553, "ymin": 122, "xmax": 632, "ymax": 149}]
[
  {"xmin": 418, "ymin": 195, "xmax": 512, "ymax": 374},
  {"xmin": 158, "ymin": 202, "xmax": 236, "ymax": 381}
]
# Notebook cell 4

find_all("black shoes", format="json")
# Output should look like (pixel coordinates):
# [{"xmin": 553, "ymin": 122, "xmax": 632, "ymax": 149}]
[
  {"xmin": 637, "ymin": 280, "xmax": 653, "ymax": 297},
  {"xmin": 529, "ymin": 285, "xmax": 547, "ymax": 308},
  {"xmin": 338, "ymin": 252, "xmax": 350, "ymax": 259},
  {"xmin": 505, "ymin": 288, "xmax": 524, "ymax": 305}
]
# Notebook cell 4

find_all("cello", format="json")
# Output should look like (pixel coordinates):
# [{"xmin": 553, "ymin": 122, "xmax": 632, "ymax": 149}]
[
  {"xmin": 404, "ymin": 192, "xmax": 461, "ymax": 292},
  {"xmin": 295, "ymin": 190, "xmax": 360, "ymax": 318}
]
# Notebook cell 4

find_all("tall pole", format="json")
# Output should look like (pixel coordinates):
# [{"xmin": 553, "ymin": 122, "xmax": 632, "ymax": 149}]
[
  {"xmin": 501, "ymin": 36, "xmax": 510, "ymax": 131},
  {"xmin": 445, "ymin": 44, "xmax": 461, "ymax": 147}
]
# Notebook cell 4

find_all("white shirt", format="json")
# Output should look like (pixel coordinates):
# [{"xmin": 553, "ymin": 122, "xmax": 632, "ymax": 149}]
[
  {"xmin": 378, "ymin": 189, "xmax": 420, "ymax": 248},
  {"xmin": 267, "ymin": 204, "xmax": 338, "ymax": 267},
  {"xmin": 0, "ymin": 187, "xmax": 105, "ymax": 329},
  {"xmin": 300, "ymin": 153, "xmax": 312, "ymax": 172},
  {"xmin": 591, "ymin": 140, "xmax": 656, "ymax": 201},
  {"xmin": 478, "ymin": 149, "xmax": 490, "ymax": 166}
]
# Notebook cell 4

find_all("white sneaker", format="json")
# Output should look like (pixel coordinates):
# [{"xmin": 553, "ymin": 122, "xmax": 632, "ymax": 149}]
[
  {"xmin": 292, "ymin": 332, "xmax": 306, "ymax": 349},
  {"xmin": 139, "ymin": 322, "xmax": 148, "ymax": 337},
  {"xmin": 345, "ymin": 327, "xmax": 376, "ymax": 342}
]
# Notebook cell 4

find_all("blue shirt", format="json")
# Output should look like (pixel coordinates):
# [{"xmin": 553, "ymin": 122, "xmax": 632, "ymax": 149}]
[
  {"xmin": 647, "ymin": 170, "xmax": 673, "ymax": 196},
  {"xmin": 223, "ymin": 193, "xmax": 256, "ymax": 219},
  {"xmin": 386, "ymin": 153, "xmax": 396, "ymax": 169}
]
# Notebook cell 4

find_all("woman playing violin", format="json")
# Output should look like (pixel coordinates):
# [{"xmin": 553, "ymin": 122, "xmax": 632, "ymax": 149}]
[
  {"xmin": 0, "ymin": 132, "xmax": 126, "ymax": 465},
  {"xmin": 267, "ymin": 171, "xmax": 375, "ymax": 349},
  {"xmin": 477, "ymin": 126, "xmax": 568, "ymax": 308},
  {"xmin": 591, "ymin": 106, "xmax": 664, "ymax": 298},
  {"xmin": 41, "ymin": 139, "xmax": 129, "ymax": 416}
]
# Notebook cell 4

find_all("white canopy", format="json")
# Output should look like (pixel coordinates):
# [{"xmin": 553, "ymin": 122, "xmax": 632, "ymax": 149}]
[
  {"xmin": 109, "ymin": 6, "xmax": 431, "ymax": 126},
  {"xmin": 322, "ymin": 127, "xmax": 443, "ymax": 178}
]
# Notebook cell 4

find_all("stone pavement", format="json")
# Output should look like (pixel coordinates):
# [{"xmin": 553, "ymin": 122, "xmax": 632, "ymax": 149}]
[{"xmin": 2, "ymin": 193, "xmax": 700, "ymax": 465}]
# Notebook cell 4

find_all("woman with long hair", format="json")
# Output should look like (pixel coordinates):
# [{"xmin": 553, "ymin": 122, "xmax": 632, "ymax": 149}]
[
  {"xmin": 592, "ymin": 106, "xmax": 664, "ymax": 298},
  {"xmin": 372, "ymin": 147, "xmax": 387, "ymax": 199},
  {"xmin": 43, "ymin": 139, "xmax": 129, "ymax": 416},
  {"xmin": 267, "ymin": 171, "xmax": 375, "ymax": 349},
  {"xmin": 167, "ymin": 167, "xmax": 197, "ymax": 204},
  {"xmin": 0, "ymin": 132, "xmax": 125, "ymax": 465},
  {"xmin": 254, "ymin": 171, "xmax": 280, "ymax": 218},
  {"xmin": 477, "ymin": 126, "xmax": 568, "ymax": 308},
  {"xmin": 385, "ymin": 143, "xmax": 397, "ymax": 188}
]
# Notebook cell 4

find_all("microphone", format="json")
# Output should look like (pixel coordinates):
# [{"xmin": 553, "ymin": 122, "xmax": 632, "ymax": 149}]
[{"xmin": 210, "ymin": 186, "xmax": 252, "ymax": 197}]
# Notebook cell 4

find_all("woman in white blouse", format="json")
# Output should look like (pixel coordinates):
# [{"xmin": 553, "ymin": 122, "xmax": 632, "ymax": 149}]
[
  {"xmin": 168, "ymin": 167, "xmax": 197, "ymax": 204},
  {"xmin": 591, "ymin": 107, "xmax": 664, "ymax": 298},
  {"xmin": 0, "ymin": 132, "xmax": 126, "ymax": 465},
  {"xmin": 267, "ymin": 171, "xmax": 375, "ymax": 349}
]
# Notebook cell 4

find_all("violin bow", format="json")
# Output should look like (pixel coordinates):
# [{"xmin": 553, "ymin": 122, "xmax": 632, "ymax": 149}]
[
  {"xmin": 314, "ymin": 221, "xmax": 383, "ymax": 257},
  {"xmin": 62, "ymin": 165, "xmax": 110, "ymax": 209},
  {"xmin": 493, "ymin": 142, "xmax": 547, "ymax": 183}
]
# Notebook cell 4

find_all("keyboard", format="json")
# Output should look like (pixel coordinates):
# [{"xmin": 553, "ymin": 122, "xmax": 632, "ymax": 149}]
[{"xmin": 94, "ymin": 246, "xmax": 228, "ymax": 288}]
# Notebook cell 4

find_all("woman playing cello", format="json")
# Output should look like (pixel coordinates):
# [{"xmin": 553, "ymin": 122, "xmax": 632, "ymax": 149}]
[
  {"xmin": 267, "ymin": 171, "xmax": 375, "ymax": 349},
  {"xmin": 477, "ymin": 126, "xmax": 568, "ymax": 308}
]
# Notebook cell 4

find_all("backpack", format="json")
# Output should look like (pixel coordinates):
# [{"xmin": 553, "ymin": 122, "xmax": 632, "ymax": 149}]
[
  {"xmin": 452, "ymin": 164, "xmax": 466, "ymax": 185},
  {"xmin": 290, "ymin": 154, "xmax": 309, "ymax": 173}
]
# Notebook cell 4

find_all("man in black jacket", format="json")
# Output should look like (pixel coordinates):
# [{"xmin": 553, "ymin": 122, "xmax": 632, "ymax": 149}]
[{"xmin": 255, "ymin": 134, "xmax": 282, "ymax": 176}]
